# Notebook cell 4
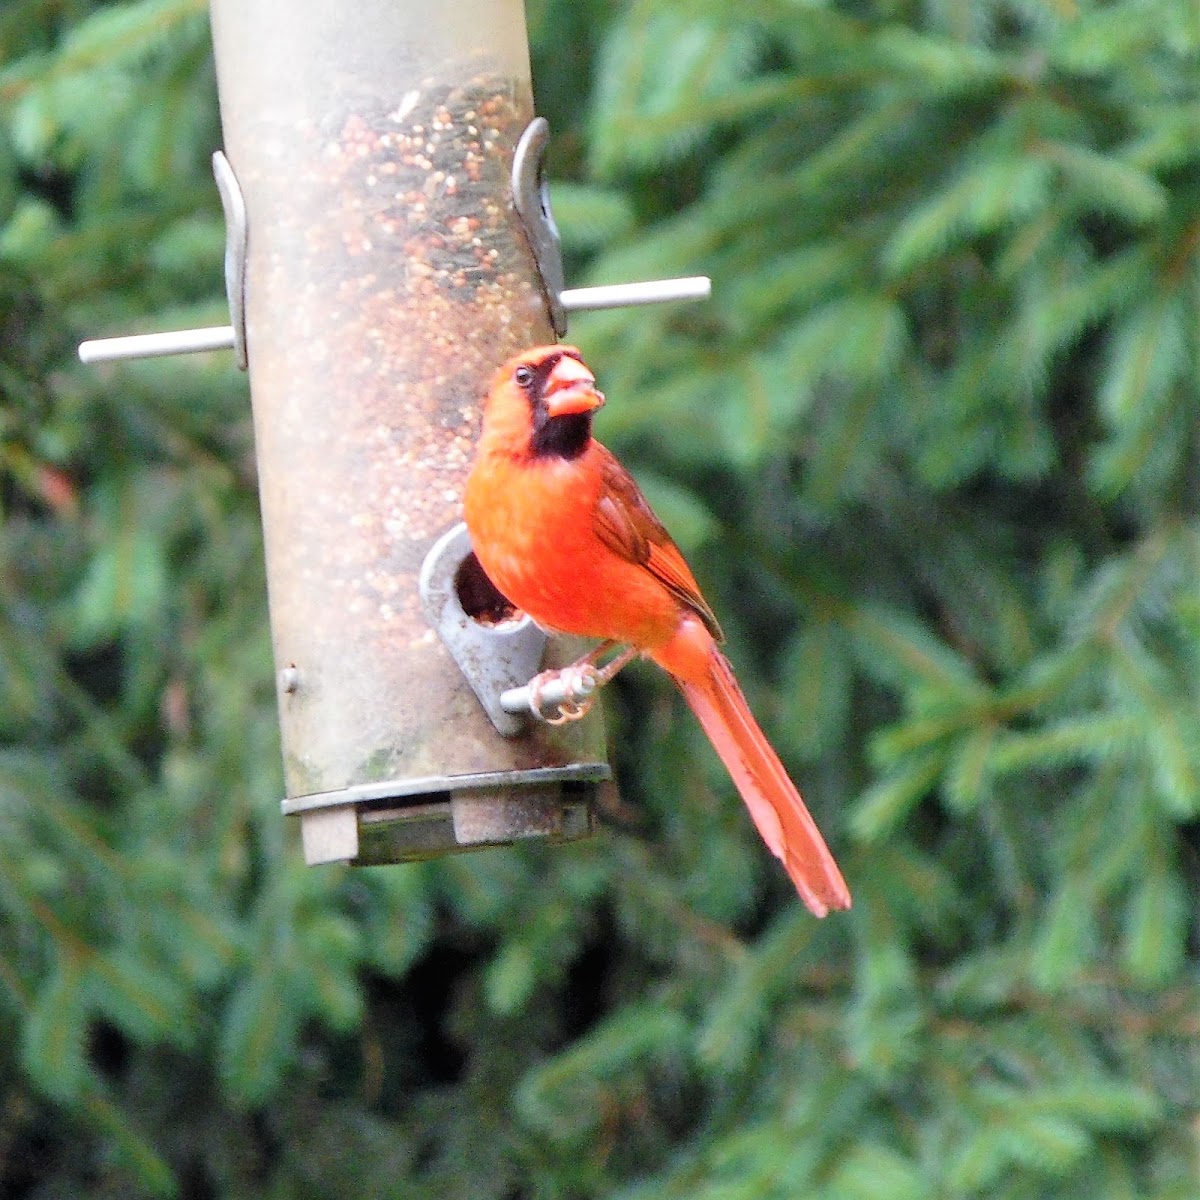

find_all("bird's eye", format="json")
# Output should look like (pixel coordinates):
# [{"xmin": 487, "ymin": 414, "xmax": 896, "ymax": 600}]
[{"xmin": 514, "ymin": 365, "xmax": 535, "ymax": 389}]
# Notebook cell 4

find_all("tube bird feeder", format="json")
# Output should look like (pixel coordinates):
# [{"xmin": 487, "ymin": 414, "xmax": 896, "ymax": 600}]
[
  {"xmin": 206, "ymin": 0, "xmax": 610, "ymax": 863},
  {"xmin": 80, "ymin": 0, "xmax": 712, "ymax": 868}
]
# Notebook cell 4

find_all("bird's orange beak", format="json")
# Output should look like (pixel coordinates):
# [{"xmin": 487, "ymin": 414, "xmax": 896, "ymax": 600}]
[{"xmin": 543, "ymin": 355, "xmax": 605, "ymax": 418}]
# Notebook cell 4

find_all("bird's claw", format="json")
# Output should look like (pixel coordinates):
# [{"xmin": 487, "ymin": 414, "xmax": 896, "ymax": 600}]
[{"xmin": 527, "ymin": 664, "xmax": 599, "ymax": 725}]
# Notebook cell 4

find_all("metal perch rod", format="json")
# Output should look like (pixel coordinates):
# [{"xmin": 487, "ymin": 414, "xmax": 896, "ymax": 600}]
[
  {"xmin": 77, "ymin": 278, "xmax": 712, "ymax": 364},
  {"xmin": 79, "ymin": 325, "xmax": 237, "ymax": 363},
  {"xmin": 561, "ymin": 276, "xmax": 711, "ymax": 311},
  {"xmin": 500, "ymin": 672, "xmax": 596, "ymax": 717}
]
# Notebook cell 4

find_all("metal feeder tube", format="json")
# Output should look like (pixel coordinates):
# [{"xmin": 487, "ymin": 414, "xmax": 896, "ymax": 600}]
[{"xmin": 207, "ymin": 0, "xmax": 610, "ymax": 865}]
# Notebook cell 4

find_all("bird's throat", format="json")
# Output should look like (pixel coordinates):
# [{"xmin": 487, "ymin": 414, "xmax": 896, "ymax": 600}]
[{"xmin": 529, "ymin": 411, "xmax": 592, "ymax": 460}]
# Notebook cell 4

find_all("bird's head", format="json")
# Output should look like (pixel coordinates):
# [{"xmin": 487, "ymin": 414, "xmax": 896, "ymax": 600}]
[{"xmin": 483, "ymin": 345, "xmax": 605, "ymax": 460}]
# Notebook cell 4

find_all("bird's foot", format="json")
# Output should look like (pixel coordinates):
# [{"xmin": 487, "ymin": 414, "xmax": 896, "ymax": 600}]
[{"xmin": 526, "ymin": 664, "xmax": 600, "ymax": 724}]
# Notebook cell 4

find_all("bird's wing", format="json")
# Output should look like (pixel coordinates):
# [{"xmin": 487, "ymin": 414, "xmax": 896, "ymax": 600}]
[{"xmin": 592, "ymin": 445, "xmax": 724, "ymax": 641}]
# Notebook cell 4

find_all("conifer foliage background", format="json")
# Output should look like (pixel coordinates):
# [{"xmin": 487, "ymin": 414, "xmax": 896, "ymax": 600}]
[{"xmin": 2, "ymin": 0, "xmax": 1199, "ymax": 1195}]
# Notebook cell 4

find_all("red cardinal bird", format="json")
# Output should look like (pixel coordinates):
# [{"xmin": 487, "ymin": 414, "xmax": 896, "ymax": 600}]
[{"xmin": 464, "ymin": 345, "xmax": 850, "ymax": 916}]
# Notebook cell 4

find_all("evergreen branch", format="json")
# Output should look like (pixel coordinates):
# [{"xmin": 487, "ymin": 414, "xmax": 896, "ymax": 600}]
[
  {"xmin": 0, "ymin": 947, "xmax": 32, "ymax": 1011},
  {"xmin": 1108, "ymin": 634, "xmax": 1200, "ymax": 813},
  {"xmin": 871, "ymin": 710, "xmax": 989, "ymax": 762},
  {"xmin": 1037, "ymin": 138, "xmax": 1169, "ymax": 225},
  {"xmin": 0, "ymin": 0, "xmax": 207, "ymax": 101},
  {"xmin": 943, "ymin": 723, "xmax": 998, "ymax": 812},
  {"xmin": 1077, "ymin": 527, "xmax": 1173, "ymax": 643},
  {"xmin": 603, "ymin": 73, "xmax": 854, "ymax": 142},
  {"xmin": 611, "ymin": 842, "xmax": 746, "ymax": 960},
  {"xmin": 1163, "ymin": 213, "xmax": 1200, "ymax": 285},
  {"xmin": 987, "ymin": 715, "xmax": 1141, "ymax": 774},
  {"xmin": 850, "ymin": 751, "xmax": 947, "ymax": 842},
  {"xmin": 697, "ymin": 909, "xmax": 823, "ymax": 1070},
  {"xmin": 79, "ymin": 1083, "xmax": 176, "ymax": 1197},
  {"xmin": 996, "ymin": 645, "xmax": 1099, "ymax": 716},
  {"xmin": 844, "ymin": 604, "xmax": 985, "ymax": 696},
  {"xmin": 0, "ymin": 843, "xmax": 116, "ymax": 968}
]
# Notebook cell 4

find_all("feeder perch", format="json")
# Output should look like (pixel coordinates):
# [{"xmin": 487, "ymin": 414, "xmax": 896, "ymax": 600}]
[{"xmin": 79, "ymin": 0, "xmax": 713, "ymax": 868}]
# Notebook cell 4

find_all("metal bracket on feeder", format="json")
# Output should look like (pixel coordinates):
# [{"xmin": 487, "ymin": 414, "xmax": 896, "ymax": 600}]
[
  {"xmin": 212, "ymin": 149, "xmax": 249, "ymax": 370},
  {"xmin": 77, "ymin": 151, "xmax": 249, "ymax": 368},
  {"xmin": 511, "ymin": 117, "xmax": 711, "ymax": 337},
  {"xmin": 419, "ymin": 522, "xmax": 607, "ymax": 732},
  {"xmin": 511, "ymin": 118, "xmax": 567, "ymax": 335},
  {"xmin": 418, "ymin": 522, "xmax": 548, "ymax": 738}
]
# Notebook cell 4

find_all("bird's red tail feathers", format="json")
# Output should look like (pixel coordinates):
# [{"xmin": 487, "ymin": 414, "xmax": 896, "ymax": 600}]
[{"xmin": 678, "ymin": 649, "xmax": 850, "ymax": 917}]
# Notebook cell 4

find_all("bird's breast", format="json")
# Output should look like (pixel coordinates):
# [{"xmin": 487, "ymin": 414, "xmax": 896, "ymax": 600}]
[{"xmin": 464, "ymin": 448, "xmax": 680, "ymax": 648}]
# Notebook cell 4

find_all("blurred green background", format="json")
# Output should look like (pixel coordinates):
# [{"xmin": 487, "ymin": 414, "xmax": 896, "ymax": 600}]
[{"xmin": 2, "ymin": 1, "xmax": 1199, "ymax": 1196}]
